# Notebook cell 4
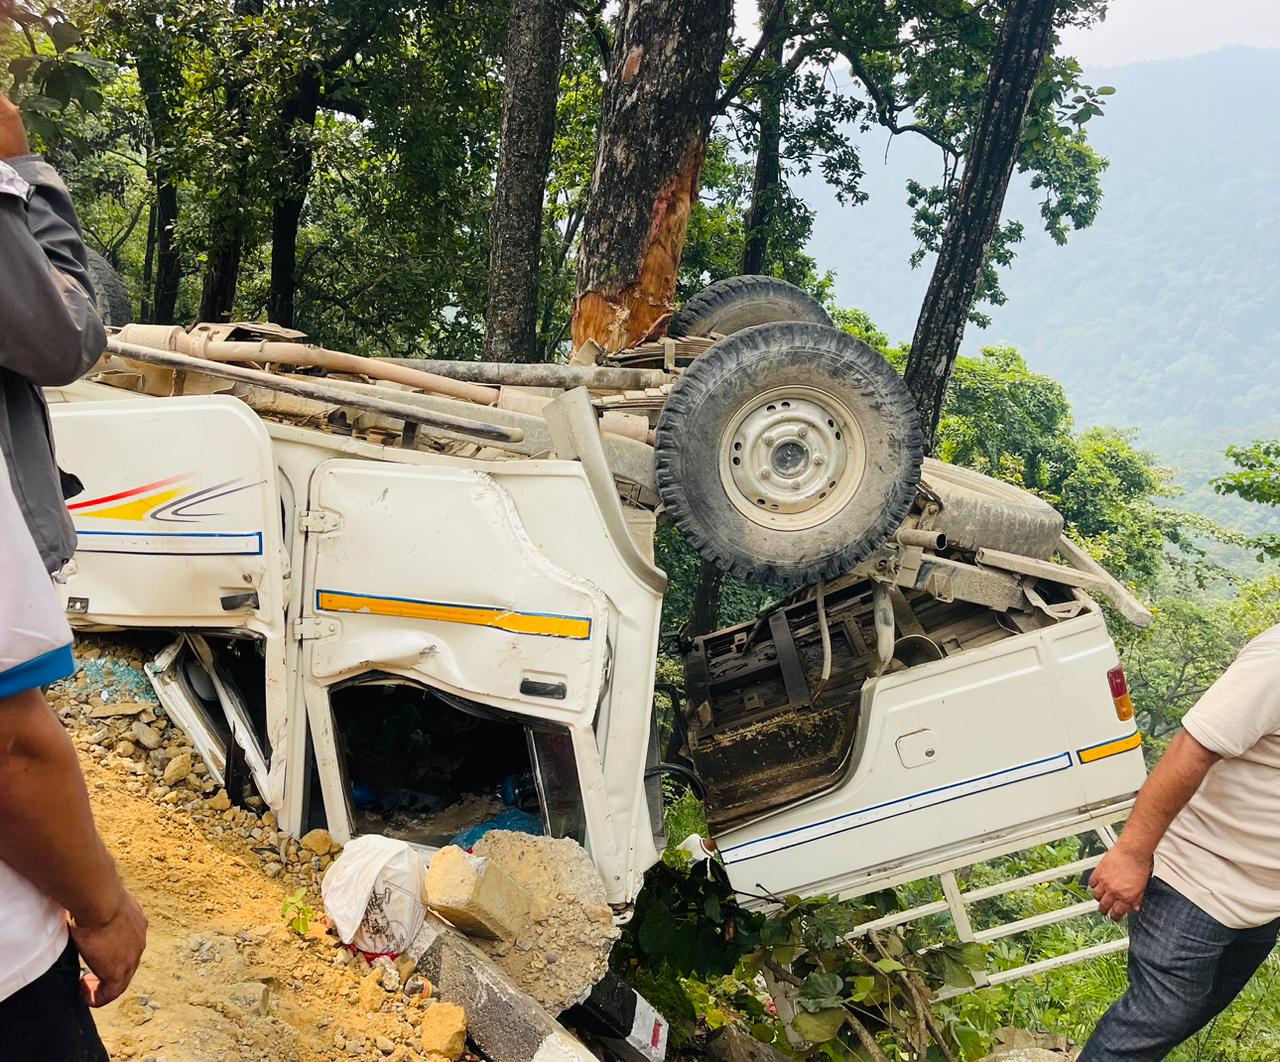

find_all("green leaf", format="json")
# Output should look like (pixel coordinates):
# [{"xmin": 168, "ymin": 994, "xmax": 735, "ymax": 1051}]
[
  {"xmin": 637, "ymin": 902, "xmax": 678, "ymax": 957},
  {"xmin": 791, "ymin": 1006, "xmax": 846, "ymax": 1044},
  {"xmin": 8, "ymin": 56, "xmax": 42, "ymax": 86},
  {"xmin": 874, "ymin": 957, "xmax": 906, "ymax": 974},
  {"xmin": 800, "ymin": 970, "xmax": 844, "ymax": 1001},
  {"xmin": 704, "ymin": 892, "xmax": 723, "ymax": 923},
  {"xmin": 41, "ymin": 63, "xmax": 97, "ymax": 109},
  {"xmin": 950, "ymin": 1024, "xmax": 986, "ymax": 1057},
  {"xmin": 938, "ymin": 952, "xmax": 976, "ymax": 989},
  {"xmin": 848, "ymin": 975, "xmax": 876, "ymax": 1001},
  {"xmin": 48, "ymin": 21, "xmax": 82, "ymax": 52},
  {"xmin": 1097, "ymin": 85, "xmax": 1117, "ymax": 95}
]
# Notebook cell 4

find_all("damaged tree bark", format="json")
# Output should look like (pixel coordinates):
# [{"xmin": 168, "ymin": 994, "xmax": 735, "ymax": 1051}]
[
  {"xmin": 571, "ymin": 0, "xmax": 732, "ymax": 353},
  {"xmin": 904, "ymin": 0, "xmax": 1059, "ymax": 448},
  {"xmin": 483, "ymin": 0, "xmax": 568, "ymax": 362}
]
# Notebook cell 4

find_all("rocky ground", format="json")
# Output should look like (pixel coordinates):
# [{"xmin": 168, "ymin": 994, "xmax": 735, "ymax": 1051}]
[{"xmin": 52, "ymin": 636, "xmax": 479, "ymax": 1062}]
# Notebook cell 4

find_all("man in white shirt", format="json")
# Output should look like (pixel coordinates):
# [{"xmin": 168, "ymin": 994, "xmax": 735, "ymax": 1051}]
[
  {"xmin": 1081, "ymin": 624, "xmax": 1280, "ymax": 1060},
  {"xmin": 0, "ymin": 84, "xmax": 146, "ymax": 1058}
]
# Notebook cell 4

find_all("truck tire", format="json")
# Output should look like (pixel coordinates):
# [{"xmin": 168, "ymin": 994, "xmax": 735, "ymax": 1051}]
[
  {"xmin": 656, "ymin": 322, "xmax": 923, "ymax": 586},
  {"xmin": 667, "ymin": 275, "xmax": 832, "ymax": 338},
  {"xmin": 918, "ymin": 458, "xmax": 1064, "ymax": 560},
  {"xmin": 85, "ymin": 248, "xmax": 133, "ymax": 327}
]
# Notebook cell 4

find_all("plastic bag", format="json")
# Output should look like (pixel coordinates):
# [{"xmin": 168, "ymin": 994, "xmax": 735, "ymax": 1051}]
[
  {"xmin": 449, "ymin": 807, "xmax": 544, "ymax": 850},
  {"xmin": 320, "ymin": 834, "xmax": 436, "ymax": 956}
]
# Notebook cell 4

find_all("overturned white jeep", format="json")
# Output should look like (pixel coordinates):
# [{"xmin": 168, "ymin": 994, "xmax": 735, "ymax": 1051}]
[{"xmin": 53, "ymin": 274, "xmax": 1149, "ymax": 984}]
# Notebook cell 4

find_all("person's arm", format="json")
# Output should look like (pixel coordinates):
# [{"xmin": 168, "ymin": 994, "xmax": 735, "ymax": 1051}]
[
  {"xmin": 0, "ymin": 93, "xmax": 106, "ymax": 386},
  {"xmin": 1090, "ymin": 730, "xmax": 1220, "ymax": 921},
  {"xmin": 0, "ymin": 687, "xmax": 146, "ymax": 1006}
]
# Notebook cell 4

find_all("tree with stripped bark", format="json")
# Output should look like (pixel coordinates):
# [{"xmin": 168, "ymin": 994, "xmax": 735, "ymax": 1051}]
[{"xmin": 571, "ymin": 0, "xmax": 733, "ymax": 353}]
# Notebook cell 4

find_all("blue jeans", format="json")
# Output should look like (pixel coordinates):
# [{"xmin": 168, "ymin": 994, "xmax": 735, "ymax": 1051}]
[{"xmin": 1079, "ymin": 877, "xmax": 1279, "ymax": 1061}]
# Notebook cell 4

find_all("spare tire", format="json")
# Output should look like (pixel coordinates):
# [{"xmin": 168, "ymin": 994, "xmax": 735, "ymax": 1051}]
[
  {"xmin": 85, "ymin": 248, "xmax": 133, "ymax": 327},
  {"xmin": 656, "ymin": 323, "xmax": 923, "ymax": 586},
  {"xmin": 918, "ymin": 458, "xmax": 1064, "ymax": 560},
  {"xmin": 668, "ymin": 275, "xmax": 831, "ymax": 338}
]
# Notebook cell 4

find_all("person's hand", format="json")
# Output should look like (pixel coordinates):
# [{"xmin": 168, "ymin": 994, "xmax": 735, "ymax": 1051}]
[
  {"xmin": 0, "ymin": 92, "xmax": 30, "ymax": 159},
  {"xmin": 69, "ymin": 885, "xmax": 148, "ymax": 1007},
  {"xmin": 1090, "ymin": 845, "xmax": 1152, "ymax": 922}
]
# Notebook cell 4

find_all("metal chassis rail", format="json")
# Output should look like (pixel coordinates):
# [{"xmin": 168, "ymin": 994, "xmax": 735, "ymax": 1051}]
[{"xmin": 848, "ymin": 812, "xmax": 1130, "ymax": 998}]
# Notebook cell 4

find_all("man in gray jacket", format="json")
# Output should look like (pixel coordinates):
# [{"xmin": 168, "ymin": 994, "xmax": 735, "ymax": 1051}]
[
  {"xmin": 0, "ymin": 91, "xmax": 107, "ymax": 573},
  {"xmin": 0, "ymin": 89, "xmax": 144, "ymax": 1060}
]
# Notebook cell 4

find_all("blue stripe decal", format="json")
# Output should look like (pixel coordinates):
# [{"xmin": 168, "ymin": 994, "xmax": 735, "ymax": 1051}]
[
  {"xmin": 721, "ymin": 751, "xmax": 1074, "ymax": 865},
  {"xmin": 75, "ymin": 530, "xmax": 264, "ymax": 557},
  {"xmin": 0, "ymin": 644, "xmax": 75, "ymax": 699}
]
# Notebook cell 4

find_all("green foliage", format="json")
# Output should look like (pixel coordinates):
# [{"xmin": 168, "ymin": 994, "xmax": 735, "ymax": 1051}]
[
  {"xmin": 661, "ymin": 786, "xmax": 708, "ymax": 853},
  {"xmin": 1116, "ymin": 596, "xmax": 1241, "ymax": 746},
  {"xmin": 1227, "ymin": 573, "xmax": 1280, "ymax": 639},
  {"xmin": 1214, "ymin": 440, "xmax": 1280, "ymax": 560},
  {"xmin": 932, "ymin": 345, "xmax": 1186, "ymax": 590},
  {"xmin": 654, "ymin": 525, "xmax": 778, "ymax": 636},
  {"xmin": 281, "ymin": 887, "xmax": 316, "ymax": 935},
  {"xmin": 622, "ymin": 851, "xmax": 762, "ymax": 979}
]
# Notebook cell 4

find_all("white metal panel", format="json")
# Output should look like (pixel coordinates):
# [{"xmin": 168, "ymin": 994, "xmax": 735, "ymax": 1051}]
[
  {"xmin": 1046, "ymin": 614, "xmax": 1148, "ymax": 804},
  {"xmin": 303, "ymin": 461, "xmax": 610, "ymax": 720},
  {"xmin": 49, "ymin": 396, "xmax": 283, "ymax": 627},
  {"xmin": 715, "ymin": 615, "xmax": 1144, "ymax": 901}
]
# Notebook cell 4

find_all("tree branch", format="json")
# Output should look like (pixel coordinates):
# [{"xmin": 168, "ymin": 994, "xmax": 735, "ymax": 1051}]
[
  {"xmin": 570, "ymin": 0, "xmax": 612, "ymax": 68},
  {"xmin": 715, "ymin": 0, "xmax": 788, "ymax": 112},
  {"xmin": 842, "ymin": 45, "xmax": 962, "ymax": 160},
  {"xmin": 867, "ymin": 932, "xmax": 957, "ymax": 1062}
]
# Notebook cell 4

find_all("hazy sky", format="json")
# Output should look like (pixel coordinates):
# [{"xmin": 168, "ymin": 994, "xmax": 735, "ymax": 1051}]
[
  {"xmin": 1061, "ymin": 0, "xmax": 1280, "ymax": 67},
  {"xmin": 732, "ymin": 1, "xmax": 1280, "ymax": 69}
]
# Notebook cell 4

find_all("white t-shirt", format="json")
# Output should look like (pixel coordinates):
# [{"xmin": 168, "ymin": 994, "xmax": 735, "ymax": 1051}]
[
  {"xmin": 1153, "ymin": 623, "xmax": 1280, "ymax": 929},
  {"xmin": 0, "ymin": 458, "xmax": 74, "ymax": 998}
]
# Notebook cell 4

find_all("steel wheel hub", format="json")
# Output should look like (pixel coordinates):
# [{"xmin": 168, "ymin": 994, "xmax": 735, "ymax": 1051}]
[{"xmin": 719, "ymin": 386, "xmax": 865, "ymax": 530}]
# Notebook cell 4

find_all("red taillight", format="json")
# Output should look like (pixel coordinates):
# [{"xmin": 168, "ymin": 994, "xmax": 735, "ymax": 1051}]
[{"xmin": 1108, "ymin": 665, "xmax": 1134, "ymax": 721}]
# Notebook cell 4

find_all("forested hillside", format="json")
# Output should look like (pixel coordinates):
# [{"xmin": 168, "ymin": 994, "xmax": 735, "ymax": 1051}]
[{"xmin": 799, "ymin": 46, "xmax": 1280, "ymax": 528}]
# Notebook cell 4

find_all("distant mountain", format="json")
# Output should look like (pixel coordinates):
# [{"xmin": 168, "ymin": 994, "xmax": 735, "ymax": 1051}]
[{"xmin": 798, "ymin": 46, "xmax": 1280, "ymax": 532}]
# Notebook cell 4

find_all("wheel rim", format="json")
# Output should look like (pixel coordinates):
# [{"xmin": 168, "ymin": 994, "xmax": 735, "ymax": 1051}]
[{"xmin": 718, "ymin": 385, "xmax": 866, "ymax": 530}]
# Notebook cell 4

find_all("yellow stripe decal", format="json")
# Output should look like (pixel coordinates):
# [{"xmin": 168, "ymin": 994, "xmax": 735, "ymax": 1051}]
[
  {"xmin": 80, "ymin": 486, "xmax": 186, "ymax": 522},
  {"xmin": 1078, "ymin": 730, "xmax": 1143, "ymax": 764},
  {"xmin": 315, "ymin": 590, "xmax": 591, "ymax": 640}
]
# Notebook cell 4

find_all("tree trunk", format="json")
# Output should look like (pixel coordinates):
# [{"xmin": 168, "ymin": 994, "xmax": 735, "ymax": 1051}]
[
  {"xmin": 198, "ymin": 222, "xmax": 242, "ymax": 323},
  {"xmin": 904, "ymin": 0, "xmax": 1058, "ymax": 448},
  {"xmin": 740, "ymin": 28, "xmax": 785, "ymax": 276},
  {"xmin": 572, "ymin": 0, "xmax": 732, "ymax": 352},
  {"xmin": 269, "ymin": 69, "xmax": 321, "ymax": 328},
  {"xmin": 152, "ymin": 179, "xmax": 180, "ymax": 323},
  {"xmin": 483, "ymin": 0, "xmax": 568, "ymax": 362},
  {"xmin": 687, "ymin": 559, "xmax": 724, "ymax": 637},
  {"xmin": 136, "ymin": 40, "xmax": 182, "ymax": 324},
  {"xmin": 141, "ymin": 197, "xmax": 156, "ymax": 322}
]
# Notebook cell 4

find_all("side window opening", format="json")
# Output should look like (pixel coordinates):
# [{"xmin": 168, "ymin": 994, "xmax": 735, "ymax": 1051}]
[{"xmin": 326, "ymin": 677, "xmax": 584, "ymax": 848}]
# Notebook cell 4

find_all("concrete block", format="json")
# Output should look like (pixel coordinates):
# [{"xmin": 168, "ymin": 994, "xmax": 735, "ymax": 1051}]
[{"xmin": 426, "ymin": 844, "xmax": 531, "ymax": 941}]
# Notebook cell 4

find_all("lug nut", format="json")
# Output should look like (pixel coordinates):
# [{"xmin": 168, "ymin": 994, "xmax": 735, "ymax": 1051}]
[
  {"xmin": 763, "ymin": 434, "xmax": 774, "ymax": 446},
  {"xmin": 791, "ymin": 481, "xmax": 801, "ymax": 491},
  {"xmin": 797, "ymin": 426, "xmax": 808, "ymax": 438},
  {"xmin": 760, "ymin": 468, "xmax": 772, "ymax": 479},
  {"xmin": 814, "ymin": 454, "xmax": 826, "ymax": 466}
]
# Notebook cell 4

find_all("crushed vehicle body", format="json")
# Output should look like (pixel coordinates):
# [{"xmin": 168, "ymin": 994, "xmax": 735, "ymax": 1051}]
[{"xmin": 47, "ymin": 276, "xmax": 1151, "ymax": 942}]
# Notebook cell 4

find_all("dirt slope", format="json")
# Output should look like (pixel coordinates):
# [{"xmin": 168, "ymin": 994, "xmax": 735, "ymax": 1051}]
[{"xmin": 54, "ymin": 638, "xmax": 449, "ymax": 1062}]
